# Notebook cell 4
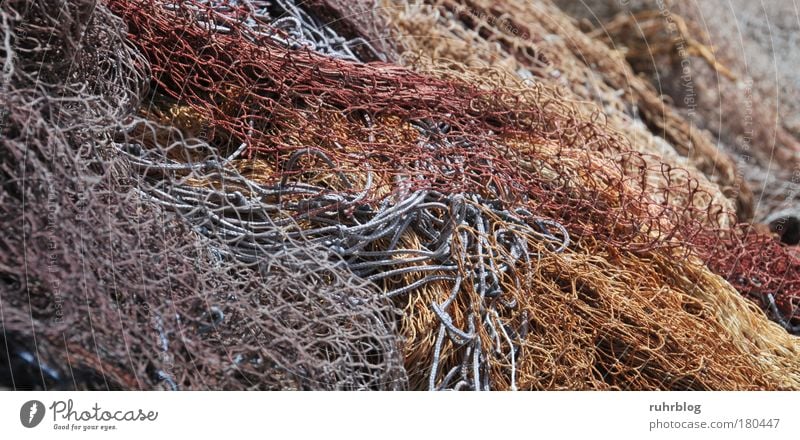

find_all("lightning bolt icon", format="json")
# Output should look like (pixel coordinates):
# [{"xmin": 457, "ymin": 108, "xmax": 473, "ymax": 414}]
[{"xmin": 28, "ymin": 401, "xmax": 38, "ymax": 424}]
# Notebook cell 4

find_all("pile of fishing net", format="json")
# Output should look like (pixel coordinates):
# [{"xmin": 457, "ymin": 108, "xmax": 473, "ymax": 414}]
[
  {"xmin": 552, "ymin": 0, "xmax": 800, "ymax": 233},
  {"xmin": 0, "ymin": 0, "xmax": 406, "ymax": 390},
  {"xmin": 1, "ymin": 0, "xmax": 797, "ymax": 391}
]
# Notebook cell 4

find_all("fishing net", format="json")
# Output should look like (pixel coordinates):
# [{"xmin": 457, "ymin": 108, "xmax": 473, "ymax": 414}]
[
  {"xmin": 540, "ymin": 0, "xmax": 800, "ymax": 331},
  {"xmin": 375, "ymin": 0, "xmax": 800, "ymax": 327},
  {"xmin": 659, "ymin": 1, "xmax": 800, "ymax": 229},
  {"xmin": 382, "ymin": 0, "xmax": 753, "ymax": 220},
  {"xmin": 553, "ymin": 0, "xmax": 800, "ymax": 225},
  {"xmin": 102, "ymin": 0, "xmax": 800, "ymax": 390},
  {"xmin": 293, "ymin": 0, "xmax": 400, "ymax": 62},
  {"xmin": 2, "ymin": 0, "xmax": 799, "ymax": 391},
  {"xmin": 0, "ymin": 0, "xmax": 407, "ymax": 391},
  {"xmin": 555, "ymin": 0, "xmax": 800, "ymax": 141}
]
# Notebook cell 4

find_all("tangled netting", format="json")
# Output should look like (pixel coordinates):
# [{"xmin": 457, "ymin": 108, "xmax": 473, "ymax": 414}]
[
  {"xmin": 378, "ymin": 0, "xmax": 800, "ymax": 334},
  {"xmin": 0, "ymin": 0, "xmax": 406, "ymax": 390},
  {"xmin": 557, "ymin": 0, "xmax": 800, "ymax": 224},
  {"xmin": 186, "ymin": 0, "xmax": 384, "ymax": 62},
  {"xmin": 383, "ymin": 0, "xmax": 752, "ymax": 219},
  {"xmin": 2, "ymin": 0, "xmax": 799, "ymax": 391}
]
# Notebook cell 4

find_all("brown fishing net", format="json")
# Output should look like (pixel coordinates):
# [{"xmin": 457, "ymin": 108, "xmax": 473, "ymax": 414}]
[
  {"xmin": 552, "ymin": 0, "xmax": 800, "ymax": 227},
  {"xmin": 1, "ymin": 0, "xmax": 798, "ymax": 391},
  {"xmin": 382, "ymin": 0, "xmax": 753, "ymax": 219}
]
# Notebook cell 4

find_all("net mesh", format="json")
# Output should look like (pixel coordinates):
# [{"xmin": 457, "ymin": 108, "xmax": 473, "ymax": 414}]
[
  {"xmin": 1, "ymin": 0, "xmax": 798, "ymax": 391},
  {"xmin": 557, "ymin": 1, "xmax": 800, "ymax": 223},
  {"xmin": 377, "ymin": 0, "xmax": 800, "ymax": 341},
  {"xmin": 0, "ymin": 0, "xmax": 407, "ymax": 390},
  {"xmin": 383, "ymin": 0, "xmax": 753, "ymax": 220}
]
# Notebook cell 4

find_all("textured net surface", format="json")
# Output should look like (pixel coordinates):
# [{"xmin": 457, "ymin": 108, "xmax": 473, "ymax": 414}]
[
  {"xmin": 554, "ymin": 0, "xmax": 800, "ymax": 223},
  {"xmin": 0, "ymin": 0, "xmax": 407, "ymax": 390},
  {"xmin": 377, "ymin": 0, "xmax": 800, "ymax": 327},
  {"xmin": 2, "ymin": 0, "xmax": 799, "ymax": 391},
  {"xmin": 539, "ymin": 0, "xmax": 800, "ymax": 332},
  {"xmin": 382, "ymin": 0, "xmax": 753, "ymax": 220},
  {"xmin": 108, "ymin": 0, "xmax": 800, "ymax": 390}
]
